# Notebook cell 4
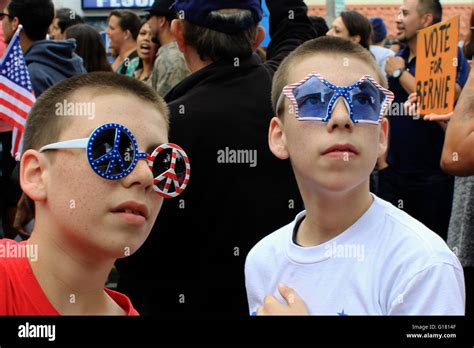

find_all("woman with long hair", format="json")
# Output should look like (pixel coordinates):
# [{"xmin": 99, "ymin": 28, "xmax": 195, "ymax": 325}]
[
  {"xmin": 65, "ymin": 24, "xmax": 112, "ymax": 73},
  {"xmin": 126, "ymin": 21, "xmax": 159, "ymax": 82}
]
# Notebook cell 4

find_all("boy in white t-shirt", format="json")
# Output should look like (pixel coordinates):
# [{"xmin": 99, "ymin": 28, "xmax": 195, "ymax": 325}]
[{"xmin": 245, "ymin": 36, "xmax": 465, "ymax": 315}]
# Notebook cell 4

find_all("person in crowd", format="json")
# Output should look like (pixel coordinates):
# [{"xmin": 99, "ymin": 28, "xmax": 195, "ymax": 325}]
[
  {"xmin": 146, "ymin": 0, "xmax": 190, "ymax": 97},
  {"xmin": 369, "ymin": 17, "xmax": 395, "ymax": 78},
  {"xmin": 327, "ymin": 11, "xmax": 372, "ymax": 51},
  {"xmin": 49, "ymin": 7, "xmax": 84, "ymax": 40},
  {"xmin": 127, "ymin": 21, "xmax": 158, "ymax": 82},
  {"xmin": 65, "ymin": 24, "xmax": 112, "ymax": 73},
  {"xmin": 115, "ymin": 0, "xmax": 316, "ymax": 316},
  {"xmin": 106, "ymin": 10, "xmax": 141, "ymax": 75},
  {"xmin": 380, "ymin": 0, "xmax": 470, "ymax": 240},
  {"xmin": 2, "ymin": 0, "xmax": 86, "ymax": 96},
  {"xmin": 246, "ymin": 36, "xmax": 464, "ymax": 315},
  {"xmin": 403, "ymin": 61, "xmax": 474, "ymax": 315},
  {"xmin": 442, "ymin": 63, "xmax": 474, "ymax": 317},
  {"xmin": 1, "ymin": 0, "xmax": 85, "ymax": 240}
]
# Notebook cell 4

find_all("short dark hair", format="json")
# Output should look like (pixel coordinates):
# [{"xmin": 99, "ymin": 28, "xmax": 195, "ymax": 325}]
[
  {"xmin": 65, "ymin": 24, "xmax": 112, "ymax": 73},
  {"xmin": 8, "ymin": 0, "xmax": 54, "ymax": 41},
  {"xmin": 272, "ymin": 36, "xmax": 386, "ymax": 118},
  {"xmin": 417, "ymin": 0, "xmax": 443, "ymax": 25},
  {"xmin": 182, "ymin": 9, "xmax": 257, "ymax": 61},
  {"xmin": 340, "ymin": 11, "xmax": 372, "ymax": 51},
  {"xmin": 56, "ymin": 8, "xmax": 84, "ymax": 34},
  {"xmin": 108, "ymin": 10, "xmax": 141, "ymax": 41},
  {"xmin": 23, "ymin": 72, "xmax": 169, "ymax": 153}
]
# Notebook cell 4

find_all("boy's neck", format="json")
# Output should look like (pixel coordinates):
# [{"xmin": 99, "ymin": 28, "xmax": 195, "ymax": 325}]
[
  {"xmin": 26, "ymin": 222, "xmax": 123, "ymax": 315},
  {"xmin": 296, "ymin": 181, "xmax": 373, "ymax": 247}
]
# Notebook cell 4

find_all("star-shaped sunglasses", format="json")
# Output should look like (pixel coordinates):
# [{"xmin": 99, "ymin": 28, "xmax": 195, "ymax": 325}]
[{"xmin": 277, "ymin": 73, "xmax": 394, "ymax": 124}]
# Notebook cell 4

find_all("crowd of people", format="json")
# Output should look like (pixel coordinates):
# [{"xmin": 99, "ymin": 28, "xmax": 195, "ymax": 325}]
[{"xmin": 0, "ymin": 0, "xmax": 473, "ymax": 318}]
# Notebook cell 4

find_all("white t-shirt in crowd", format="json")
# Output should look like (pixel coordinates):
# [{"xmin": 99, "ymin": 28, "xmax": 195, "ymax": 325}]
[
  {"xmin": 245, "ymin": 194, "xmax": 465, "ymax": 315},
  {"xmin": 370, "ymin": 45, "xmax": 395, "ymax": 78}
]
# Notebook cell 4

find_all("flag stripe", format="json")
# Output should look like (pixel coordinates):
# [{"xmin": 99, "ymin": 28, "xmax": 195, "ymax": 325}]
[
  {"xmin": 0, "ymin": 97, "xmax": 29, "ymax": 119},
  {"xmin": 0, "ymin": 108, "xmax": 26, "ymax": 129},
  {"xmin": 0, "ymin": 76, "xmax": 35, "ymax": 105},
  {"xmin": 0, "ymin": 89, "xmax": 31, "ymax": 112}
]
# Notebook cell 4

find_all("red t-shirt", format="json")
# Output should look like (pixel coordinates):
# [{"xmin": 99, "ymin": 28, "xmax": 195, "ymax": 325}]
[{"xmin": 0, "ymin": 239, "xmax": 139, "ymax": 315}]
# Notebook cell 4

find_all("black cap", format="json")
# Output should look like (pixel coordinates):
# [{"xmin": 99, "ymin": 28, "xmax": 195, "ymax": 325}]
[
  {"xmin": 173, "ymin": 0, "xmax": 262, "ymax": 34},
  {"xmin": 147, "ymin": 0, "xmax": 176, "ymax": 17}
]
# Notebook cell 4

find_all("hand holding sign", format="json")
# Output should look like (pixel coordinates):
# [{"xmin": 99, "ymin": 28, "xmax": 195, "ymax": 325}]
[
  {"xmin": 405, "ymin": 92, "xmax": 452, "ymax": 129},
  {"xmin": 415, "ymin": 16, "xmax": 459, "ymax": 116},
  {"xmin": 256, "ymin": 284, "xmax": 309, "ymax": 315}
]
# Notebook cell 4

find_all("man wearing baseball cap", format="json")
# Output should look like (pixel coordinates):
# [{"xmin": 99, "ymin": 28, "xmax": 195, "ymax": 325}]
[
  {"xmin": 146, "ymin": 0, "xmax": 190, "ymax": 96},
  {"xmin": 120, "ymin": 0, "xmax": 317, "ymax": 317}
]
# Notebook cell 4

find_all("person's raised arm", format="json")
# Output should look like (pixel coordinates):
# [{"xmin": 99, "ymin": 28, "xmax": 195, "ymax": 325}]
[
  {"xmin": 264, "ymin": 0, "xmax": 317, "ymax": 73},
  {"xmin": 440, "ymin": 65, "xmax": 474, "ymax": 176}
]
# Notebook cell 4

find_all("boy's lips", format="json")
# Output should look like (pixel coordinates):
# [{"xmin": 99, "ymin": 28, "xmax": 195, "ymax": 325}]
[
  {"xmin": 111, "ymin": 201, "xmax": 149, "ymax": 222},
  {"xmin": 322, "ymin": 143, "xmax": 358, "ymax": 156}
]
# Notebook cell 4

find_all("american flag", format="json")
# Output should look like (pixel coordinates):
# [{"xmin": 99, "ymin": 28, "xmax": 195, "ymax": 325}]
[{"xmin": 0, "ymin": 25, "xmax": 35, "ymax": 160}]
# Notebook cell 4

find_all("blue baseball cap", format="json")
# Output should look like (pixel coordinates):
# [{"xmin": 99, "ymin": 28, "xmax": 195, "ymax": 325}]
[{"xmin": 173, "ymin": 0, "xmax": 263, "ymax": 34}]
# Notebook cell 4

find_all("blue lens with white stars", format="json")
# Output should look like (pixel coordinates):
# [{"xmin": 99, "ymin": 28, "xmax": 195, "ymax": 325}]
[
  {"xmin": 279, "ymin": 74, "xmax": 394, "ymax": 124},
  {"xmin": 87, "ymin": 123, "xmax": 146, "ymax": 180}
]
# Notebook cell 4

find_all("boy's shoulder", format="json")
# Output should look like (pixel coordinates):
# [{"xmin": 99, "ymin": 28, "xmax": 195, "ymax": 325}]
[{"xmin": 373, "ymin": 195, "xmax": 461, "ymax": 269}]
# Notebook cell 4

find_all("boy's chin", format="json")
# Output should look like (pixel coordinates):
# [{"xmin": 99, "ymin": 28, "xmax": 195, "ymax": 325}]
[{"xmin": 314, "ymin": 177, "xmax": 368, "ymax": 195}]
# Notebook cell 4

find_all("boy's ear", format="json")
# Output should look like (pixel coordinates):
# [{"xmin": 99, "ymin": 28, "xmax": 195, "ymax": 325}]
[
  {"xmin": 20, "ymin": 149, "xmax": 48, "ymax": 202},
  {"xmin": 378, "ymin": 117, "xmax": 389, "ymax": 157},
  {"xmin": 171, "ymin": 19, "xmax": 186, "ymax": 53},
  {"xmin": 268, "ymin": 117, "xmax": 289, "ymax": 160}
]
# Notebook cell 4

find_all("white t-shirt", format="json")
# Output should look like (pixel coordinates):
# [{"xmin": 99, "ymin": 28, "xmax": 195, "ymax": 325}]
[
  {"xmin": 245, "ymin": 194, "xmax": 465, "ymax": 315},
  {"xmin": 370, "ymin": 45, "xmax": 395, "ymax": 78}
]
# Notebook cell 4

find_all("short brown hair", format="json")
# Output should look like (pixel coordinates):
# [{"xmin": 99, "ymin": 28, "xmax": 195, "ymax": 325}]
[
  {"xmin": 417, "ymin": 0, "xmax": 442, "ymax": 25},
  {"xmin": 23, "ymin": 72, "xmax": 169, "ymax": 153},
  {"xmin": 108, "ymin": 10, "xmax": 141, "ymax": 40},
  {"xmin": 272, "ymin": 36, "xmax": 387, "ymax": 118},
  {"xmin": 182, "ymin": 9, "xmax": 257, "ymax": 61}
]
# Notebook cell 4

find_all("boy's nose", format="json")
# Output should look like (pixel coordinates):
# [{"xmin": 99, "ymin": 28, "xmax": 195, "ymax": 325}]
[
  {"xmin": 121, "ymin": 158, "xmax": 154, "ymax": 193},
  {"xmin": 326, "ymin": 97, "xmax": 353, "ymax": 131}
]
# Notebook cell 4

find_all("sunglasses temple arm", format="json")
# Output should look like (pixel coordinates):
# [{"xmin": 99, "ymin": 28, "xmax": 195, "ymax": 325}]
[{"xmin": 39, "ymin": 138, "xmax": 89, "ymax": 152}]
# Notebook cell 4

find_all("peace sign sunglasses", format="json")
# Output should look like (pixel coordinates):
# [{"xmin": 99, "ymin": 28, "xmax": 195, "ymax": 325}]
[{"xmin": 39, "ymin": 123, "xmax": 190, "ymax": 199}]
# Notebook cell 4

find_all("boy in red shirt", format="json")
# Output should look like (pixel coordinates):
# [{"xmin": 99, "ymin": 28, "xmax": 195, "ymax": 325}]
[{"xmin": 0, "ymin": 72, "xmax": 190, "ymax": 315}]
